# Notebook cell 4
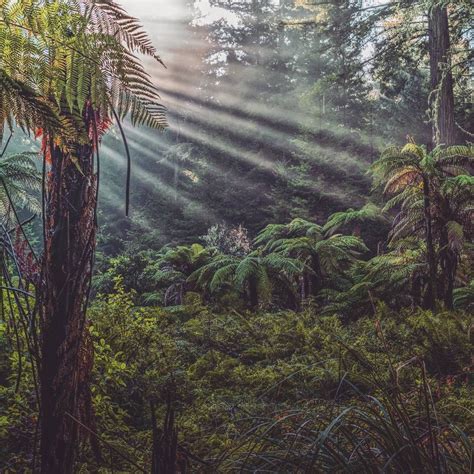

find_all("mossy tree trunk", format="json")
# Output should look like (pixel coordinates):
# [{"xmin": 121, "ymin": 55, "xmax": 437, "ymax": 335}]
[{"xmin": 428, "ymin": 4, "xmax": 456, "ymax": 147}]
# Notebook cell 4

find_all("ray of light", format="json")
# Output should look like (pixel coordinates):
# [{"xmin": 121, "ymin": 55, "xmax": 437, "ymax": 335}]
[{"xmin": 101, "ymin": 144, "xmax": 219, "ymax": 223}]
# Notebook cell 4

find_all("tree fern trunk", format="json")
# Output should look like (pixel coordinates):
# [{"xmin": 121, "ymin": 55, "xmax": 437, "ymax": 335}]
[
  {"xmin": 39, "ymin": 131, "xmax": 96, "ymax": 473},
  {"xmin": 444, "ymin": 258, "xmax": 456, "ymax": 310},
  {"xmin": 310, "ymin": 255, "xmax": 321, "ymax": 298},
  {"xmin": 439, "ymin": 226, "xmax": 456, "ymax": 310},
  {"xmin": 151, "ymin": 400, "xmax": 182, "ymax": 474},
  {"xmin": 248, "ymin": 276, "xmax": 259, "ymax": 309},
  {"xmin": 300, "ymin": 275, "xmax": 306, "ymax": 302},
  {"xmin": 422, "ymin": 175, "xmax": 437, "ymax": 311}
]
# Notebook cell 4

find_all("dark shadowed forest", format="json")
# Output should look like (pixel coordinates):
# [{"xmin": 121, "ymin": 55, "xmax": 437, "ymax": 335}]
[{"xmin": 0, "ymin": 0, "xmax": 473, "ymax": 472}]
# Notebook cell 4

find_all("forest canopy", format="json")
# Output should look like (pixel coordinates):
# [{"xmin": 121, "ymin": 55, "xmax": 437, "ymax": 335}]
[{"xmin": 0, "ymin": 0, "xmax": 473, "ymax": 472}]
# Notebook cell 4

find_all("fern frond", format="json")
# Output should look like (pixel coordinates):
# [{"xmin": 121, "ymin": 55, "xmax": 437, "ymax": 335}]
[
  {"xmin": 324, "ymin": 203, "xmax": 384, "ymax": 235},
  {"xmin": 0, "ymin": 151, "xmax": 41, "ymax": 217},
  {"xmin": 210, "ymin": 263, "xmax": 239, "ymax": 292},
  {"xmin": 288, "ymin": 217, "xmax": 323, "ymax": 237},
  {"xmin": 384, "ymin": 167, "xmax": 421, "ymax": 195},
  {"xmin": 87, "ymin": 0, "xmax": 165, "ymax": 64},
  {"xmin": 254, "ymin": 223, "xmax": 287, "ymax": 247},
  {"xmin": 1, "ymin": 0, "xmax": 168, "ymax": 142},
  {"xmin": 382, "ymin": 186, "xmax": 421, "ymax": 212},
  {"xmin": 401, "ymin": 142, "xmax": 425, "ymax": 159},
  {"xmin": 263, "ymin": 253, "xmax": 305, "ymax": 275},
  {"xmin": 0, "ymin": 69, "xmax": 61, "ymax": 137},
  {"xmin": 234, "ymin": 257, "xmax": 260, "ymax": 289},
  {"xmin": 453, "ymin": 280, "xmax": 474, "ymax": 311}
]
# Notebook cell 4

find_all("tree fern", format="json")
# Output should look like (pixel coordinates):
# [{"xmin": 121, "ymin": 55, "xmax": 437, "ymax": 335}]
[
  {"xmin": 371, "ymin": 142, "xmax": 474, "ymax": 308},
  {"xmin": 324, "ymin": 240, "xmax": 426, "ymax": 317},
  {"xmin": 255, "ymin": 217, "xmax": 369, "ymax": 302},
  {"xmin": 0, "ymin": 0, "xmax": 167, "ymax": 139},
  {"xmin": 150, "ymin": 244, "xmax": 211, "ymax": 305},
  {"xmin": 190, "ymin": 249, "xmax": 303, "ymax": 308},
  {"xmin": 1, "ymin": 3, "xmax": 170, "ymax": 470}
]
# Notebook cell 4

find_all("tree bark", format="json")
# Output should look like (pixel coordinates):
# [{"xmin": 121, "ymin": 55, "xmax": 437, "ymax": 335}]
[
  {"xmin": 439, "ymin": 225, "xmax": 457, "ymax": 310},
  {"xmin": 422, "ymin": 175, "xmax": 437, "ymax": 311},
  {"xmin": 428, "ymin": 4, "xmax": 456, "ymax": 147},
  {"xmin": 248, "ymin": 275, "xmax": 259, "ymax": 309},
  {"xmin": 310, "ymin": 254, "xmax": 321, "ymax": 298},
  {"xmin": 443, "ymin": 257, "xmax": 456, "ymax": 309},
  {"xmin": 151, "ymin": 401, "xmax": 183, "ymax": 474},
  {"xmin": 39, "ymin": 123, "xmax": 97, "ymax": 473}
]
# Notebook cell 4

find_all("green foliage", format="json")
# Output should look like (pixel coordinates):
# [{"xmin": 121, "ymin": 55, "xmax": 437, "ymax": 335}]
[
  {"xmin": 1, "ymin": 1, "xmax": 473, "ymax": 471},
  {"xmin": 40, "ymin": 286, "xmax": 474, "ymax": 470},
  {"xmin": 323, "ymin": 202, "xmax": 386, "ymax": 236},
  {"xmin": 94, "ymin": 143, "xmax": 473, "ymax": 314},
  {"xmin": 2, "ymin": 253, "xmax": 473, "ymax": 472},
  {"xmin": 0, "ymin": 0, "xmax": 166, "ymax": 141},
  {"xmin": 0, "ymin": 151, "xmax": 41, "ymax": 217},
  {"xmin": 191, "ymin": 250, "xmax": 303, "ymax": 307},
  {"xmin": 453, "ymin": 280, "xmax": 474, "ymax": 312},
  {"xmin": 0, "ymin": 300, "xmax": 38, "ymax": 472}
]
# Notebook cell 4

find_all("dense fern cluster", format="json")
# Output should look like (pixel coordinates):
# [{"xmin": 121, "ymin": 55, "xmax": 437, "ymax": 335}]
[{"xmin": 94, "ymin": 143, "xmax": 474, "ymax": 316}]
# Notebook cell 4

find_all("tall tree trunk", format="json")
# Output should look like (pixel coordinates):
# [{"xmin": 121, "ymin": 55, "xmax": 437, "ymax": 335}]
[
  {"xmin": 428, "ymin": 4, "xmax": 456, "ymax": 147},
  {"xmin": 422, "ymin": 175, "xmax": 437, "ymax": 311},
  {"xmin": 39, "ymin": 121, "xmax": 97, "ymax": 473}
]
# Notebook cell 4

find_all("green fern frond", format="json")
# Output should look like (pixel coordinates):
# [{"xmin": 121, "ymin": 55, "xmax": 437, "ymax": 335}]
[
  {"xmin": 254, "ymin": 223, "xmax": 287, "ymax": 247},
  {"xmin": 324, "ymin": 203, "xmax": 384, "ymax": 235},
  {"xmin": 434, "ymin": 145, "xmax": 474, "ymax": 161},
  {"xmin": 263, "ymin": 253, "xmax": 305, "ymax": 275},
  {"xmin": 401, "ymin": 142, "xmax": 425, "ymax": 159},
  {"xmin": 1, "ymin": 0, "xmax": 167, "ymax": 143},
  {"xmin": 210, "ymin": 263, "xmax": 239, "ymax": 291},
  {"xmin": 382, "ymin": 186, "xmax": 421, "ymax": 212},
  {"xmin": 234, "ymin": 257, "xmax": 260, "ymax": 289},
  {"xmin": 0, "ymin": 70, "xmax": 62, "ymax": 138},
  {"xmin": 288, "ymin": 217, "xmax": 323, "ymax": 237},
  {"xmin": 88, "ymin": 0, "xmax": 165, "ymax": 64},
  {"xmin": 0, "ymin": 151, "xmax": 41, "ymax": 217},
  {"xmin": 453, "ymin": 280, "xmax": 474, "ymax": 311}
]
